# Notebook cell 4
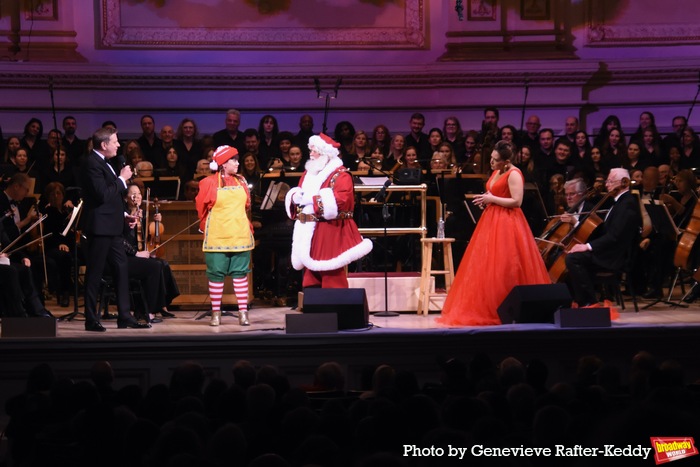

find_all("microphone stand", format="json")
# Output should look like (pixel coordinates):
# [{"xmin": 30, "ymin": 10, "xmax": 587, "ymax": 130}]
[
  {"xmin": 59, "ymin": 201, "xmax": 86, "ymax": 321},
  {"xmin": 358, "ymin": 160, "xmax": 399, "ymax": 317},
  {"xmin": 687, "ymin": 71, "xmax": 700, "ymax": 123},
  {"xmin": 520, "ymin": 74, "xmax": 530, "ymax": 133},
  {"xmin": 313, "ymin": 77, "xmax": 342, "ymax": 134}
]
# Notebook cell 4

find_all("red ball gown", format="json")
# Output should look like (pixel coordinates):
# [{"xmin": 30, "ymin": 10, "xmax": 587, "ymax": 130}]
[{"xmin": 438, "ymin": 167, "xmax": 551, "ymax": 326}]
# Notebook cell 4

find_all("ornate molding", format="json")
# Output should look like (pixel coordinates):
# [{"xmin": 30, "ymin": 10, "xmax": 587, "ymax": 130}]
[
  {"xmin": 99, "ymin": 0, "xmax": 425, "ymax": 50},
  {"xmin": 587, "ymin": 23, "xmax": 700, "ymax": 46},
  {"xmin": 0, "ymin": 66, "xmax": 697, "ymax": 92}
]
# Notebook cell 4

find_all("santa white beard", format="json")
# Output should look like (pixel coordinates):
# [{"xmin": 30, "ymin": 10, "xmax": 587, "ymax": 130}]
[{"xmin": 305, "ymin": 154, "xmax": 330, "ymax": 175}]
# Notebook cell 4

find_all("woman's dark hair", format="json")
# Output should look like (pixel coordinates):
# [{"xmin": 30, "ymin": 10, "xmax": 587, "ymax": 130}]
[
  {"xmin": 493, "ymin": 140, "xmax": 514, "ymax": 161},
  {"xmin": 24, "ymin": 117, "xmax": 44, "ymax": 139}
]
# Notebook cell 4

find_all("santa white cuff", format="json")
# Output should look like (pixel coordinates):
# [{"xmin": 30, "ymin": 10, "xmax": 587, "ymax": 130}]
[{"xmin": 319, "ymin": 187, "xmax": 337, "ymax": 219}]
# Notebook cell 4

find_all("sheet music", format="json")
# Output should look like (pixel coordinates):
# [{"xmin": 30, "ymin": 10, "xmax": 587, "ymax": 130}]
[
  {"xmin": 357, "ymin": 176, "xmax": 390, "ymax": 186},
  {"xmin": 61, "ymin": 200, "xmax": 83, "ymax": 237}
]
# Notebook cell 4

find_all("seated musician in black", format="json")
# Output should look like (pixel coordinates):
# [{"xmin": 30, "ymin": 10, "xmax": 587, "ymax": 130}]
[
  {"xmin": 659, "ymin": 169, "xmax": 700, "ymax": 302},
  {"xmin": 123, "ymin": 184, "xmax": 179, "ymax": 322},
  {"xmin": 565, "ymin": 168, "xmax": 642, "ymax": 306},
  {"xmin": 0, "ymin": 219, "xmax": 52, "ymax": 317},
  {"xmin": 634, "ymin": 167, "xmax": 680, "ymax": 299},
  {"xmin": 541, "ymin": 178, "xmax": 594, "ymax": 268}
]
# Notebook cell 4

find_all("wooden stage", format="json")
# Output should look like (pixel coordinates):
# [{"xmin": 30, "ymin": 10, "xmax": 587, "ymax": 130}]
[{"xmin": 1, "ymin": 292, "xmax": 700, "ymax": 412}]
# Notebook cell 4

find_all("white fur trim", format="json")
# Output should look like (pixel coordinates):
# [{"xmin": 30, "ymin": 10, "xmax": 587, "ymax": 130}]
[
  {"xmin": 291, "ymin": 220, "xmax": 373, "ymax": 271},
  {"xmin": 290, "ymin": 157, "xmax": 371, "ymax": 271},
  {"xmin": 209, "ymin": 161, "xmax": 218, "ymax": 171},
  {"xmin": 285, "ymin": 186, "xmax": 303, "ymax": 219},
  {"xmin": 299, "ymin": 157, "xmax": 343, "ymax": 197},
  {"xmin": 319, "ymin": 187, "xmax": 337, "ymax": 219}
]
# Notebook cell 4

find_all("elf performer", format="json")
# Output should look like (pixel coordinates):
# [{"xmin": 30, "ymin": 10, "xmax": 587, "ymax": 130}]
[{"xmin": 196, "ymin": 145, "xmax": 254, "ymax": 326}]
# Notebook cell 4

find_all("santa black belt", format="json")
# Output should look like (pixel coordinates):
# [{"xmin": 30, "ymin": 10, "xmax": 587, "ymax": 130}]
[{"xmin": 297, "ymin": 212, "xmax": 353, "ymax": 223}]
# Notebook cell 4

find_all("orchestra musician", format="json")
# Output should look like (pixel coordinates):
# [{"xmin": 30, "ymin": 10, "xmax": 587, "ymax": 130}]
[
  {"xmin": 123, "ymin": 184, "xmax": 179, "ymax": 323},
  {"xmin": 565, "ymin": 168, "xmax": 642, "ymax": 307},
  {"xmin": 633, "ymin": 167, "xmax": 675, "ymax": 299},
  {"xmin": 41, "ymin": 182, "xmax": 75, "ymax": 307},
  {"xmin": 0, "ymin": 213, "xmax": 53, "ymax": 318}
]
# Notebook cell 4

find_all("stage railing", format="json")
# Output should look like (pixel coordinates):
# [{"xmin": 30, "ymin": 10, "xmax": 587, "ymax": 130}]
[{"xmin": 354, "ymin": 184, "xmax": 427, "ymax": 238}]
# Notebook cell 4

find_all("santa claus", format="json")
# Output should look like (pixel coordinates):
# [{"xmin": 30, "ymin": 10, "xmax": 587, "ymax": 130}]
[{"xmin": 285, "ymin": 133, "xmax": 373, "ymax": 288}]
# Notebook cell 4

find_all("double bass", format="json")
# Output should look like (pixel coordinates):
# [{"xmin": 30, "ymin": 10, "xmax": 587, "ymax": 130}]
[{"xmin": 547, "ymin": 190, "xmax": 615, "ymax": 283}]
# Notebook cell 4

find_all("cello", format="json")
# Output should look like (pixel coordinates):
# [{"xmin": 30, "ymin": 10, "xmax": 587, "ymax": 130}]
[
  {"xmin": 536, "ymin": 187, "xmax": 595, "ymax": 266},
  {"xmin": 673, "ymin": 197, "xmax": 700, "ymax": 272},
  {"xmin": 547, "ymin": 190, "xmax": 615, "ymax": 283}
]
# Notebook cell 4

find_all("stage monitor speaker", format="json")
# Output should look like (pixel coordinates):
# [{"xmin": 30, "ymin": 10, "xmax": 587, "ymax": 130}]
[
  {"xmin": 497, "ymin": 284, "xmax": 572, "ymax": 324},
  {"xmin": 302, "ymin": 288, "xmax": 369, "ymax": 330},
  {"xmin": 2, "ymin": 317, "xmax": 57, "ymax": 338},
  {"xmin": 285, "ymin": 313, "xmax": 338, "ymax": 334},
  {"xmin": 555, "ymin": 308, "xmax": 611, "ymax": 328}
]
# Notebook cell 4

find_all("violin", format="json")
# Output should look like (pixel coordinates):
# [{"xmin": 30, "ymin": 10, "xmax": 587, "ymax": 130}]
[
  {"xmin": 148, "ymin": 197, "xmax": 165, "ymax": 258},
  {"xmin": 547, "ymin": 189, "xmax": 615, "ymax": 283},
  {"xmin": 130, "ymin": 193, "xmax": 146, "ymax": 251}
]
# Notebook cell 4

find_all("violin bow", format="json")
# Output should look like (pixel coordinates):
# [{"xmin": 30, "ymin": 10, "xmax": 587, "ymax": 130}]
[{"xmin": 148, "ymin": 219, "xmax": 199, "ymax": 255}]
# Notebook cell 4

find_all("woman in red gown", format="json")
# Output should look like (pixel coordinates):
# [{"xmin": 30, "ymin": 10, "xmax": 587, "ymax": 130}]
[{"xmin": 438, "ymin": 140, "xmax": 551, "ymax": 326}]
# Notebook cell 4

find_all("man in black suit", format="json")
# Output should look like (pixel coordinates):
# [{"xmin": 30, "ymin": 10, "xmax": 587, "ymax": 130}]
[
  {"xmin": 81, "ymin": 127, "xmax": 150, "ymax": 331},
  {"xmin": 565, "ymin": 168, "xmax": 642, "ymax": 306}
]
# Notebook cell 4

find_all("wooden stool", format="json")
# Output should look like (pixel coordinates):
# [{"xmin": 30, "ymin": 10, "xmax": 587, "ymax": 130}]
[{"xmin": 418, "ymin": 238, "xmax": 455, "ymax": 315}]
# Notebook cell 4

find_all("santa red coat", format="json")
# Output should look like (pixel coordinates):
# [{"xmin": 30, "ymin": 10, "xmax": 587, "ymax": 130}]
[{"xmin": 285, "ymin": 157, "xmax": 372, "ymax": 271}]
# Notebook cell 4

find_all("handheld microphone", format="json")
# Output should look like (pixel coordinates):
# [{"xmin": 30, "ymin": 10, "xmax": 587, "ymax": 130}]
[{"xmin": 117, "ymin": 155, "xmax": 127, "ymax": 168}]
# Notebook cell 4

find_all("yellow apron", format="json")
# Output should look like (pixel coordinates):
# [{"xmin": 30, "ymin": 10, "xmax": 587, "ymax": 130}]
[{"xmin": 203, "ymin": 174, "xmax": 254, "ymax": 252}]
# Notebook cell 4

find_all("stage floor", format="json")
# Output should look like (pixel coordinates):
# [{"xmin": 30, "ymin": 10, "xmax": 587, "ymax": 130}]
[{"xmin": 36, "ymin": 293, "xmax": 700, "ymax": 338}]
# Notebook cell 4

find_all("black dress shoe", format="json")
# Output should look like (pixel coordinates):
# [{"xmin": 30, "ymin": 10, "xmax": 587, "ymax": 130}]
[
  {"xmin": 160, "ymin": 309, "xmax": 176, "ymax": 318},
  {"xmin": 642, "ymin": 289, "xmax": 662, "ymax": 299},
  {"xmin": 85, "ymin": 322, "xmax": 107, "ymax": 332},
  {"xmin": 32, "ymin": 308, "xmax": 54, "ymax": 318},
  {"xmin": 683, "ymin": 288, "xmax": 700, "ymax": 303},
  {"xmin": 117, "ymin": 320, "xmax": 151, "ymax": 329}
]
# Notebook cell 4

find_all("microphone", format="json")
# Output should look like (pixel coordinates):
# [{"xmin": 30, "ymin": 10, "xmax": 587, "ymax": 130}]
[
  {"xmin": 375, "ymin": 179, "xmax": 391, "ymax": 204},
  {"xmin": 333, "ymin": 77, "xmax": 342, "ymax": 98},
  {"xmin": 117, "ymin": 154, "xmax": 127, "ymax": 168},
  {"xmin": 314, "ymin": 78, "xmax": 321, "ymax": 98}
]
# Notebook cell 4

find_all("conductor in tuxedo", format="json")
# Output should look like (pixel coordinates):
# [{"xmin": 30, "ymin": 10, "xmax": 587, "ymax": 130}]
[
  {"xmin": 565, "ymin": 168, "xmax": 642, "ymax": 306},
  {"xmin": 81, "ymin": 127, "xmax": 150, "ymax": 331}
]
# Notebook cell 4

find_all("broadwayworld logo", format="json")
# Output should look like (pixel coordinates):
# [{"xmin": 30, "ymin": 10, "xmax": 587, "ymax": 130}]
[{"xmin": 650, "ymin": 437, "xmax": 699, "ymax": 464}]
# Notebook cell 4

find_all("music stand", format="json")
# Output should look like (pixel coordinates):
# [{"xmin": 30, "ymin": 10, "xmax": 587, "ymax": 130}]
[
  {"xmin": 139, "ymin": 176, "xmax": 181, "ymax": 201},
  {"xmin": 641, "ymin": 200, "xmax": 686, "ymax": 309},
  {"xmin": 58, "ymin": 200, "xmax": 85, "ymax": 321}
]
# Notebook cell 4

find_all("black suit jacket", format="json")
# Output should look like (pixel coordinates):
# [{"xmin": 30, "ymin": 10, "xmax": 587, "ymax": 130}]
[
  {"xmin": 589, "ymin": 190, "xmax": 641, "ymax": 271},
  {"xmin": 81, "ymin": 151, "xmax": 127, "ymax": 236}
]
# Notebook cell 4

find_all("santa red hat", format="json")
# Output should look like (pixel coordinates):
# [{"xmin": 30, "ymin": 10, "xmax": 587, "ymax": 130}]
[
  {"xmin": 209, "ymin": 145, "xmax": 238, "ymax": 171},
  {"xmin": 308, "ymin": 133, "xmax": 340, "ymax": 158}
]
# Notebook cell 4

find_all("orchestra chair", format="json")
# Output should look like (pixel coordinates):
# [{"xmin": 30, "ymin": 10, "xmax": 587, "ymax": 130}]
[
  {"xmin": 592, "ymin": 238, "xmax": 639, "ymax": 313},
  {"xmin": 418, "ymin": 237, "xmax": 455, "ymax": 315},
  {"xmin": 97, "ymin": 275, "xmax": 150, "ymax": 320}
]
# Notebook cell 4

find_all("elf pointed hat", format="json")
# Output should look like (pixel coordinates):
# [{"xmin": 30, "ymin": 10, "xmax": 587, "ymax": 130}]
[
  {"xmin": 209, "ymin": 145, "xmax": 238, "ymax": 171},
  {"xmin": 308, "ymin": 133, "xmax": 340, "ymax": 159}
]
